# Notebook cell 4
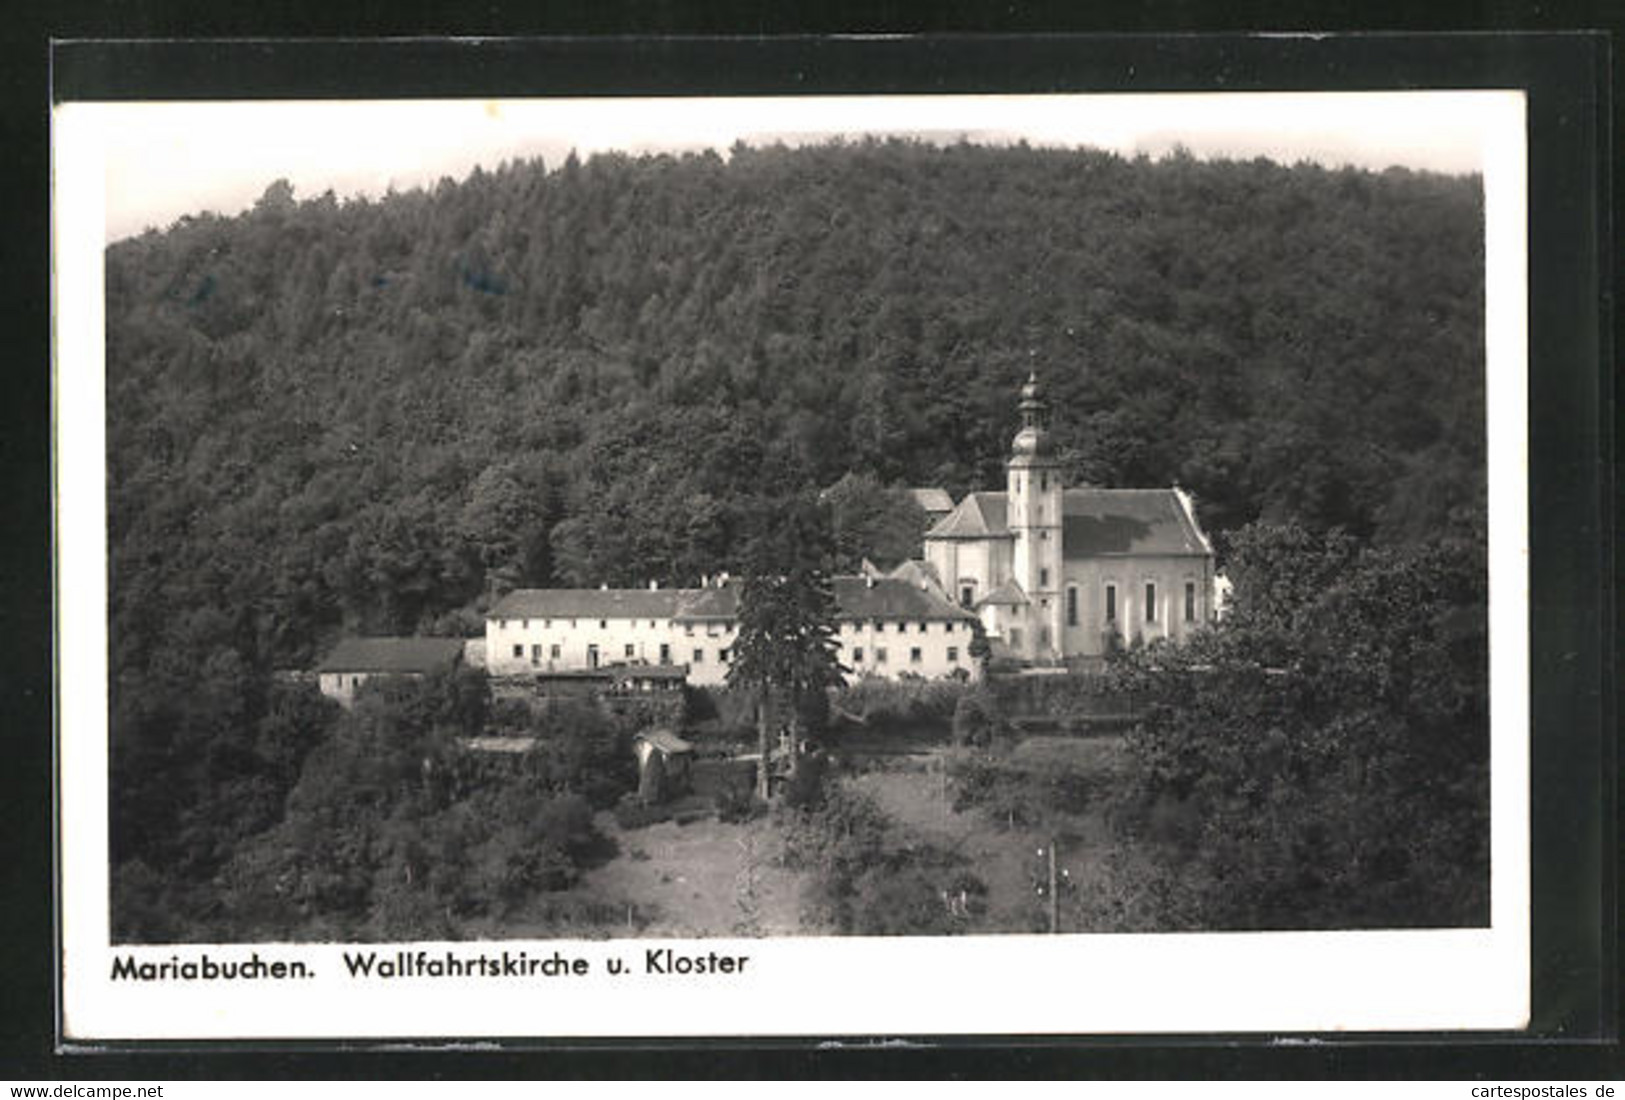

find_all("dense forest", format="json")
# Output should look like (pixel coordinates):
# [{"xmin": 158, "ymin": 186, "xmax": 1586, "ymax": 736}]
[{"xmin": 104, "ymin": 139, "xmax": 1486, "ymax": 937}]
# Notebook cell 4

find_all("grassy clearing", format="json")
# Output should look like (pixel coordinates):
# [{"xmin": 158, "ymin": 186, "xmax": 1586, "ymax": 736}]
[{"xmin": 549, "ymin": 810, "xmax": 808, "ymax": 939}]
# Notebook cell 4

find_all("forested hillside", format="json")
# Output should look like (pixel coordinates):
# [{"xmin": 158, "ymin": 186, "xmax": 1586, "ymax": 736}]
[{"xmin": 104, "ymin": 140, "xmax": 1486, "ymax": 929}]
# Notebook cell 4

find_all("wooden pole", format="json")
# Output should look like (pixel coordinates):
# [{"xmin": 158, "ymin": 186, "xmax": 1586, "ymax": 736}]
[{"xmin": 1047, "ymin": 836, "xmax": 1059, "ymax": 934}]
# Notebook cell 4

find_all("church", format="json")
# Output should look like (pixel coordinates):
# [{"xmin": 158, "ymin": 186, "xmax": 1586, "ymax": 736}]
[{"xmin": 909, "ymin": 373, "xmax": 1217, "ymax": 664}]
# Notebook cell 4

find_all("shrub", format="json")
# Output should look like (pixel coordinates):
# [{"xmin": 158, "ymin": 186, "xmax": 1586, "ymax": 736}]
[
  {"xmin": 847, "ymin": 863, "xmax": 988, "ymax": 936},
  {"xmin": 713, "ymin": 784, "xmax": 763, "ymax": 823},
  {"xmin": 613, "ymin": 793, "xmax": 674, "ymax": 830},
  {"xmin": 950, "ymin": 691, "xmax": 1002, "ymax": 747},
  {"xmin": 780, "ymin": 752, "xmax": 828, "ymax": 810},
  {"xmin": 831, "ymin": 679, "xmax": 969, "ymax": 732}
]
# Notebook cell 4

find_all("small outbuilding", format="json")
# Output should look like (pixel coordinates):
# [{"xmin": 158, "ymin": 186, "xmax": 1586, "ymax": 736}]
[
  {"xmin": 632, "ymin": 727, "xmax": 695, "ymax": 804},
  {"xmin": 315, "ymin": 636, "xmax": 465, "ymax": 708}
]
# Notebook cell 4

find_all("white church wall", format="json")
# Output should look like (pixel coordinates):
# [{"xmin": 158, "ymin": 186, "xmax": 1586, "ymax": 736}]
[{"xmin": 1062, "ymin": 553, "xmax": 1212, "ymax": 656}]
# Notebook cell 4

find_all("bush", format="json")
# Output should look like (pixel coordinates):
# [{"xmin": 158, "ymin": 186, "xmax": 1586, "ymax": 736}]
[
  {"xmin": 831, "ymin": 679, "xmax": 969, "ymax": 731},
  {"xmin": 847, "ymin": 863, "xmax": 988, "ymax": 936},
  {"xmin": 781, "ymin": 752, "xmax": 828, "ymax": 810},
  {"xmin": 613, "ymin": 793, "xmax": 674, "ymax": 830},
  {"xmin": 713, "ymin": 784, "xmax": 764, "ymax": 823},
  {"xmin": 951, "ymin": 691, "xmax": 1003, "ymax": 747}
]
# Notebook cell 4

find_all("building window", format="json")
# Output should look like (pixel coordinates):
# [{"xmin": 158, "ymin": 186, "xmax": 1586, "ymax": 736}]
[
  {"xmin": 522, "ymin": 618, "xmax": 530, "ymax": 629},
  {"xmin": 544, "ymin": 619, "xmax": 551, "ymax": 628},
  {"xmin": 1039, "ymin": 567, "xmax": 1049, "ymax": 588},
  {"xmin": 719, "ymin": 648, "xmax": 730, "ymax": 663},
  {"xmin": 1145, "ymin": 582, "xmax": 1157, "ymax": 622},
  {"xmin": 944, "ymin": 621, "xmax": 954, "ymax": 632},
  {"xmin": 1040, "ymin": 472, "xmax": 1048, "ymax": 491},
  {"xmin": 511, "ymin": 644, "xmax": 523, "ymax": 659},
  {"xmin": 1066, "ymin": 586, "xmax": 1078, "ymax": 627},
  {"xmin": 624, "ymin": 643, "xmax": 635, "ymax": 659},
  {"xmin": 960, "ymin": 586, "xmax": 974, "ymax": 607},
  {"xmin": 1009, "ymin": 627, "xmax": 1023, "ymax": 648},
  {"xmin": 947, "ymin": 646, "xmax": 959, "ymax": 662},
  {"xmin": 659, "ymin": 643, "xmax": 670, "ymax": 664},
  {"xmin": 599, "ymin": 619, "xmax": 607, "ymax": 629},
  {"xmin": 910, "ymin": 647, "xmax": 922, "ymax": 664},
  {"xmin": 853, "ymin": 646, "xmax": 864, "ymax": 663},
  {"xmin": 587, "ymin": 644, "xmax": 600, "ymax": 668},
  {"xmin": 531, "ymin": 644, "xmax": 542, "ymax": 665},
  {"xmin": 1039, "ymin": 626, "xmax": 1050, "ymax": 647},
  {"xmin": 1040, "ymin": 529, "xmax": 1049, "ymax": 540},
  {"xmin": 550, "ymin": 643, "xmax": 561, "ymax": 660},
  {"xmin": 1105, "ymin": 584, "xmax": 1117, "ymax": 623},
  {"xmin": 693, "ymin": 648, "xmax": 704, "ymax": 664},
  {"xmin": 876, "ymin": 647, "xmax": 888, "ymax": 664},
  {"xmin": 685, "ymin": 624, "xmax": 694, "ymax": 636},
  {"xmin": 1185, "ymin": 582, "xmax": 1197, "ymax": 622}
]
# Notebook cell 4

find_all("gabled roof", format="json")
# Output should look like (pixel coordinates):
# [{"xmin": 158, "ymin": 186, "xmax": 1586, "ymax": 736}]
[
  {"xmin": 925, "ymin": 487, "xmax": 1211, "ymax": 557},
  {"xmin": 1060, "ymin": 488, "xmax": 1211, "ymax": 556},
  {"xmin": 924, "ymin": 492, "xmax": 1012, "ymax": 540},
  {"xmin": 316, "ymin": 636, "xmax": 464, "ymax": 674},
  {"xmin": 887, "ymin": 558, "xmax": 943, "ymax": 591},
  {"xmin": 488, "ymin": 588, "xmax": 683, "ymax": 620},
  {"xmin": 906, "ymin": 487, "xmax": 955, "ymax": 514},
  {"xmin": 832, "ymin": 576, "xmax": 976, "ymax": 622},
  {"xmin": 670, "ymin": 576, "xmax": 977, "ymax": 623},
  {"xmin": 978, "ymin": 579, "xmax": 1030, "ymax": 607},
  {"xmin": 496, "ymin": 574, "xmax": 978, "ymax": 628},
  {"xmin": 673, "ymin": 586, "xmax": 738, "ymax": 622}
]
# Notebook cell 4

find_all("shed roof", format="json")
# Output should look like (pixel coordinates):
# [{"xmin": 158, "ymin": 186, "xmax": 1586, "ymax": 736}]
[
  {"xmin": 634, "ymin": 728, "xmax": 694, "ymax": 755},
  {"xmin": 315, "ymin": 636, "xmax": 465, "ymax": 674}
]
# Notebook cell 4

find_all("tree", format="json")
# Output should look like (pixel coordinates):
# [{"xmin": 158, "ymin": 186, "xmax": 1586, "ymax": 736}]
[
  {"xmin": 1104, "ymin": 522, "xmax": 1488, "ymax": 929},
  {"xmin": 822, "ymin": 472, "xmax": 928, "ymax": 571},
  {"xmin": 728, "ymin": 497, "xmax": 847, "ymax": 798}
]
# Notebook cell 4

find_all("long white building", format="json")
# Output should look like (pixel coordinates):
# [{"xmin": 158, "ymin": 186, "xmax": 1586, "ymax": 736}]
[{"xmin": 485, "ymin": 575, "xmax": 981, "ymax": 686}]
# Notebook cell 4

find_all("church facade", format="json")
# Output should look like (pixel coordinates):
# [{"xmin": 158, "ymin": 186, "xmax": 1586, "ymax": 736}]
[{"xmin": 916, "ymin": 375, "xmax": 1216, "ymax": 663}]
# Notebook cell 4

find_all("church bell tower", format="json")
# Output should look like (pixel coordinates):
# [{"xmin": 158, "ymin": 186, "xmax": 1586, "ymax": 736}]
[{"xmin": 1007, "ymin": 373, "xmax": 1065, "ymax": 662}]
